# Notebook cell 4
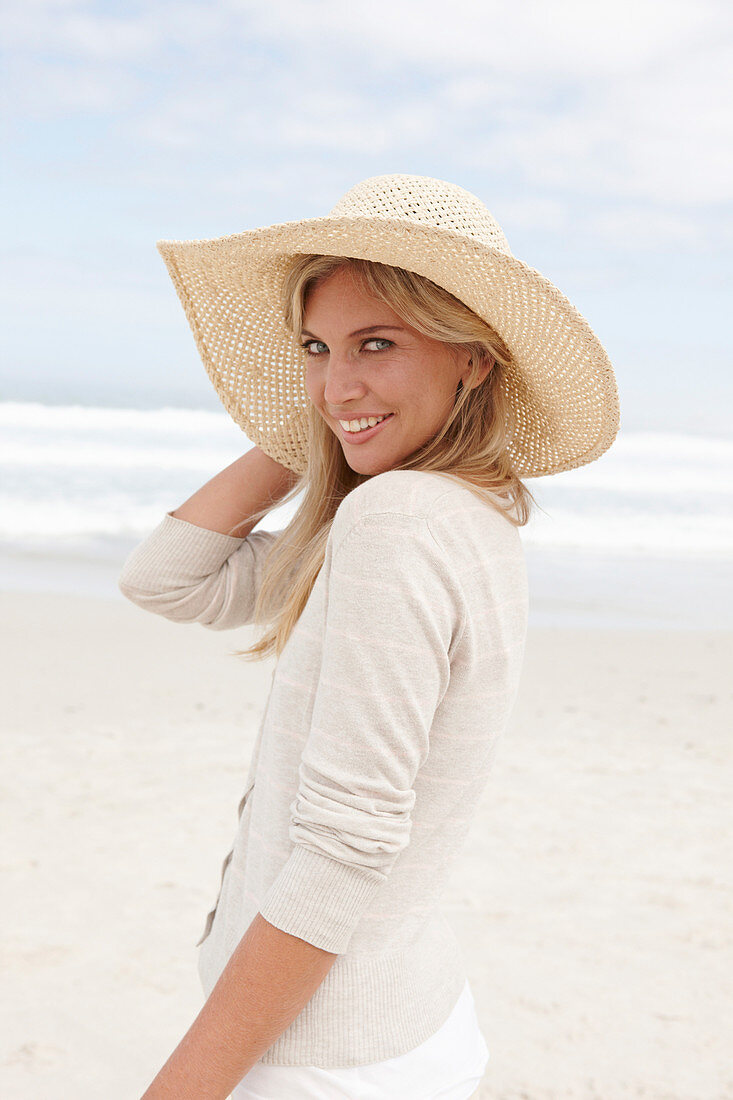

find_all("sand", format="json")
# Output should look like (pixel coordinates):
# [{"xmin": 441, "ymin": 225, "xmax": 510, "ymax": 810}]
[{"xmin": 1, "ymin": 590, "xmax": 731, "ymax": 1099}]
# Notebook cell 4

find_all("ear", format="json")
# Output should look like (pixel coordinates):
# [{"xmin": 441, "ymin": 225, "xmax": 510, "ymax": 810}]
[{"xmin": 460, "ymin": 353, "xmax": 494, "ymax": 391}]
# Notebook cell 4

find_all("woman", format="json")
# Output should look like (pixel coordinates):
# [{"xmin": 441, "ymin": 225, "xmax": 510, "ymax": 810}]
[{"xmin": 118, "ymin": 174, "xmax": 619, "ymax": 1099}]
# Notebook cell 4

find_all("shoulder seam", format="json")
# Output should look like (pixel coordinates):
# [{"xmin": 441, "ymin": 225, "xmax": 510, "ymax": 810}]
[
  {"xmin": 334, "ymin": 478, "xmax": 462, "ymax": 529},
  {"xmin": 333, "ymin": 509, "xmax": 433, "ymax": 555}
]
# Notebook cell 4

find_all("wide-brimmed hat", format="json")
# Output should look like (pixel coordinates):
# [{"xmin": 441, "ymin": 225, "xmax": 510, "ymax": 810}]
[{"xmin": 156, "ymin": 173, "xmax": 620, "ymax": 478}]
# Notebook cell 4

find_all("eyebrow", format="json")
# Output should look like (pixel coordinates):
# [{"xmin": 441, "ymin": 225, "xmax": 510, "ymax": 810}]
[{"xmin": 300, "ymin": 325, "xmax": 406, "ymax": 339}]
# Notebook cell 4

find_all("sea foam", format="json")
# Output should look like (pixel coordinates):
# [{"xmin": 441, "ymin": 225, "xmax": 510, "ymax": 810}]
[{"xmin": 1, "ymin": 402, "xmax": 731, "ymax": 557}]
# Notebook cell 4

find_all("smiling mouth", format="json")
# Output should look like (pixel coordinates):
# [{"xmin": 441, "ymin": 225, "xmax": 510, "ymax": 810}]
[{"xmin": 338, "ymin": 413, "xmax": 394, "ymax": 438}]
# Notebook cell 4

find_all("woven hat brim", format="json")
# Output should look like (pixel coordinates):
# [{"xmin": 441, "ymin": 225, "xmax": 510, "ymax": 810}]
[{"xmin": 156, "ymin": 215, "xmax": 620, "ymax": 478}]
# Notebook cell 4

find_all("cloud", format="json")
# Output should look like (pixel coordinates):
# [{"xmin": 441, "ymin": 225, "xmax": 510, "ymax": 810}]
[
  {"xmin": 586, "ymin": 206, "xmax": 703, "ymax": 250},
  {"xmin": 231, "ymin": 0, "xmax": 717, "ymax": 77},
  {"xmin": 3, "ymin": 0, "xmax": 732, "ymax": 253}
]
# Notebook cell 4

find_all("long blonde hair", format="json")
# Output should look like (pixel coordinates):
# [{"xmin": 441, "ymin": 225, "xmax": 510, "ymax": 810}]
[{"xmin": 233, "ymin": 254, "xmax": 538, "ymax": 662}]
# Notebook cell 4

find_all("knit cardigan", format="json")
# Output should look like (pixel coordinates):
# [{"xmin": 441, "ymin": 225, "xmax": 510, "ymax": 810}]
[{"xmin": 117, "ymin": 468, "xmax": 529, "ymax": 1068}]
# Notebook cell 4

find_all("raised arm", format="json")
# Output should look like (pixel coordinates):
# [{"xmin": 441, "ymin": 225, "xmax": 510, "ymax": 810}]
[{"xmin": 117, "ymin": 446, "xmax": 301, "ymax": 630}]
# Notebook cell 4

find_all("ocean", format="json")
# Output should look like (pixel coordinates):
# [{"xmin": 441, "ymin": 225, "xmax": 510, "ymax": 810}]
[{"xmin": 2, "ymin": 401, "xmax": 731, "ymax": 629}]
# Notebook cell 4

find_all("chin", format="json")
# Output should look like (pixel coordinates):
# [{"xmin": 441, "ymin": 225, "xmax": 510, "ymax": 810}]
[{"xmin": 342, "ymin": 452, "xmax": 396, "ymax": 476}]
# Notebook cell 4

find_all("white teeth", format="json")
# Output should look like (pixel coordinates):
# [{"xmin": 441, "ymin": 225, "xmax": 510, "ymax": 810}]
[{"xmin": 340, "ymin": 414, "xmax": 389, "ymax": 433}]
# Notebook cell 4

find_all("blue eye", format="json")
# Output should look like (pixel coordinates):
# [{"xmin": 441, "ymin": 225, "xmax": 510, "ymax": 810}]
[
  {"xmin": 299, "ymin": 337, "xmax": 393, "ymax": 355},
  {"xmin": 300, "ymin": 339, "xmax": 328, "ymax": 355}
]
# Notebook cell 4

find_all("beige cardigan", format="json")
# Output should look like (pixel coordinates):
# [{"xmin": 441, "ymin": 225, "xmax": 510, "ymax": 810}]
[{"xmin": 117, "ymin": 468, "xmax": 529, "ymax": 1067}]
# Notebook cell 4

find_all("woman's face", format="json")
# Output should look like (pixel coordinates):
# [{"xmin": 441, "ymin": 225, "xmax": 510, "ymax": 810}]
[{"xmin": 301, "ymin": 265, "xmax": 475, "ymax": 476}]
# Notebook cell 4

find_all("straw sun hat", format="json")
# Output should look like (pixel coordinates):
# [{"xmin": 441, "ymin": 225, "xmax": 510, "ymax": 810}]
[{"xmin": 156, "ymin": 173, "xmax": 620, "ymax": 479}]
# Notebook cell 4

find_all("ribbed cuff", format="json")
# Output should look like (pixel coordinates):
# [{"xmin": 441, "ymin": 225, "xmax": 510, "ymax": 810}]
[
  {"xmin": 258, "ymin": 845, "xmax": 385, "ymax": 954},
  {"xmin": 119, "ymin": 512, "xmax": 245, "ymax": 591}
]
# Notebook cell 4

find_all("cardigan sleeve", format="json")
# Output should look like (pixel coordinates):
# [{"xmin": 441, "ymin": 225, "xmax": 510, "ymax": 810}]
[
  {"xmin": 257, "ymin": 510, "xmax": 466, "ymax": 953},
  {"xmin": 117, "ymin": 511, "xmax": 284, "ymax": 630}
]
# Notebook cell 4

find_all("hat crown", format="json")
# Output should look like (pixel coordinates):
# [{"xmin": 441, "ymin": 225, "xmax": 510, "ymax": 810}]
[{"xmin": 328, "ymin": 174, "xmax": 513, "ymax": 256}]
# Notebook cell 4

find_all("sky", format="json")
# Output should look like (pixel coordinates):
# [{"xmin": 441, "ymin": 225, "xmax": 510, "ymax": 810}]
[{"xmin": 2, "ymin": 0, "xmax": 732, "ymax": 435}]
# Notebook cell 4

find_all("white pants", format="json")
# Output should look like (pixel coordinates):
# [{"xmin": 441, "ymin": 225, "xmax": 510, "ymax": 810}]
[{"xmin": 231, "ymin": 978, "xmax": 489, "ymax": 1099}]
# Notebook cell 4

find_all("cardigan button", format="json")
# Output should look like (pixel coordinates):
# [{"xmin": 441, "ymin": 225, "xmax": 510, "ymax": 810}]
[{"xmin": 237, "ymin": 780, "xmax": 255, "ymax": 820}]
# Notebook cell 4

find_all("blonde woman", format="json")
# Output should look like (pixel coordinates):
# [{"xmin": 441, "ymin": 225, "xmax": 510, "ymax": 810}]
[{"xmin": 118, "ymin": 175, "xmax": 619, "ymax": 1099}]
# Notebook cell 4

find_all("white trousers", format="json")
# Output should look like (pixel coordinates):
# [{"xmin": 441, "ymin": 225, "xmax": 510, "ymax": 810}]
[{"xmin": 231, "ymin": 978, "xmax": 489, "ymax": 1100}]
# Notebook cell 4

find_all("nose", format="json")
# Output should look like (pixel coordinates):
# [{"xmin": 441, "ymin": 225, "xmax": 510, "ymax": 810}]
[{"xmin": 322, "ymin": 352, "xmax": 368, "ymax": 409}]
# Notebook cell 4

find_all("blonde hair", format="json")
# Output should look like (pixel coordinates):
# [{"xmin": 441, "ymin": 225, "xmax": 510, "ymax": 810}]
[{"xmin": 233, "ymin": 254, "xmax": 538, "ymax": 662}]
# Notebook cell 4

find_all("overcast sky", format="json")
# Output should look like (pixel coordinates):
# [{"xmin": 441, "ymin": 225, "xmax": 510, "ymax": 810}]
[{"xmin": 2, "ymin": 0, "xmax": 731, "ymax": 434}]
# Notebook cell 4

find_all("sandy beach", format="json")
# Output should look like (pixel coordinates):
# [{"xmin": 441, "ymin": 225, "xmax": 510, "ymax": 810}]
[{"xmin": 2, "ymin": 588, "xmax": 731, "ymax": 1099}]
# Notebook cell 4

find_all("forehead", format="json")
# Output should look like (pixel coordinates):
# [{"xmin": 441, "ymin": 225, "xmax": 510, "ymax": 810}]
[{"xmin": 303, "ymin": 267, "xmax": 402, "ymax": 328}]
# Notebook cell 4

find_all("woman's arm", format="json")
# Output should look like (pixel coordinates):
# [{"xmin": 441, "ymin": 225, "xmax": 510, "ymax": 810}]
[
  {"xmin": 171, "ymin": 445, "xmax": 301, "ymax": 538},
  {"xmin": 140, "ymin": 913, "xmax": 338, "ymax": 1100},
  {"xmin": 117, "ymin": 446, "xmax": 301, "ymax": 627}
]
